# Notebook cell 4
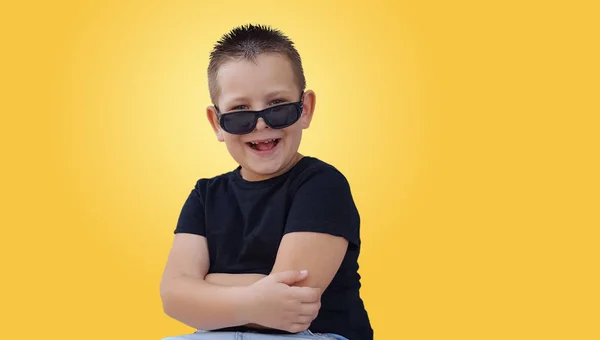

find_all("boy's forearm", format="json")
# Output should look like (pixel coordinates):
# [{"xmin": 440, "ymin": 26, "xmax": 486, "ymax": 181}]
[
  {"xmin": 203, "ymin": 273, "xmax": 272, "ymax": 330},
  {"xmin": 205, "ymin": 273, "xmax": 266, "ymax": 286},
  {"xmin": 160, "ymin": 274, "xmax": 255, "ymax": 330}
]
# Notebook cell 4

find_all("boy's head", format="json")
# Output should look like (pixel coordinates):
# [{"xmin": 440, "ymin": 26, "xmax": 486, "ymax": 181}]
[{"xmin": 206, "ymin": 24, "xmax": 316, "ymax": 181}]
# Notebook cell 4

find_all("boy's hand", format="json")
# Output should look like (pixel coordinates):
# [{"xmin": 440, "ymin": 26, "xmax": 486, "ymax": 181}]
[{"xmin": 244, "ymin": 270, "xmax": 321, "ymax": 333}]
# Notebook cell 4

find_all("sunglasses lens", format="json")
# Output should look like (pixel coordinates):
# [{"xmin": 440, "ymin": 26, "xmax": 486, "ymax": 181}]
[
  {"xmin": 265, "ymin": 104, "xmax": 301, "ymax": 128},
  {"xmin": 220, "ymin": 103, "xmax": 302, "ymax": 134},
  {"xmin": 221, "ymin": 111, "xmax": 256, "ymax": 134}
]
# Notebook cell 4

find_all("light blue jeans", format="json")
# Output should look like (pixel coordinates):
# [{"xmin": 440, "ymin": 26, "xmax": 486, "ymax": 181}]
[{"xmin": 162, "ymin": 329, "xmax": 348, "ymax": 340}]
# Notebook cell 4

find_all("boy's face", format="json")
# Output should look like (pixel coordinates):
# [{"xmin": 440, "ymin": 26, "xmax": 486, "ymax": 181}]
[{"xmin": 207, "ymin": 53, "xmax": 315, "ymax": 181}]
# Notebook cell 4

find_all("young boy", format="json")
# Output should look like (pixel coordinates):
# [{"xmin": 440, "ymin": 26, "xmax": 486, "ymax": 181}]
[{"xmin": 160, "ymin": 24, "xmax": 373, "ymax": 340}]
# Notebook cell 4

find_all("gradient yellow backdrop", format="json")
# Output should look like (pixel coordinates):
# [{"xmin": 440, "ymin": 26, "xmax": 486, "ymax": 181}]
[{"xmin": 1, "ymin": 1, "xmax": 598, "ymax": 339}]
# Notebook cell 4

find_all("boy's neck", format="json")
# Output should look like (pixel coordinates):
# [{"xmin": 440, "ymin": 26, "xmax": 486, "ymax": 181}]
[{"xmin": 240, "ymin": 152, "xmax": 304, "ymax": 182}]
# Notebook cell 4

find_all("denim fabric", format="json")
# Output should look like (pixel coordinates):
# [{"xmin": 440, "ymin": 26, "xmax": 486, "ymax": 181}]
[{"xmin": 162, "ymin": 329, "xmax": 349, "ymax": 340}]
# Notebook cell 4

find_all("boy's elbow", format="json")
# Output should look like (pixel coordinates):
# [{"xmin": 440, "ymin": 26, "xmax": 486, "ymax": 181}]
[
  {"xmin": 160, "ymin": 285, "xmax": 191, "ymax": 326},
  {"xmin": 159, "ymin": 277, "xmax": 204, "ymax": 329},
  {"xmin": 159, "ymin": 278, "xmax": 177, "ymax": 316}
]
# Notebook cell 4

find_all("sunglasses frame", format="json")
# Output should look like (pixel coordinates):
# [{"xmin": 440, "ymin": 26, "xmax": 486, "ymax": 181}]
[{"xmin": 214, "ymin": 93, "xmax": 305, "ymax": 135}]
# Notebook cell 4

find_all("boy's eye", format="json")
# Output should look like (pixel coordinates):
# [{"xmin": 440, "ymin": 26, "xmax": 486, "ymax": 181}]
[
  {"xmin": 269, "ymin": 99, "xmax": 285, "ymax": 106},
  {"xmin": 229, "ymin": 99, "xmax": 286, "ymax": 111}
]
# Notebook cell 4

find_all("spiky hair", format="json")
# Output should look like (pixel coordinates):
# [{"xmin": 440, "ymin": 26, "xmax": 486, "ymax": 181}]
[{"xmin": 207, "ymin": 24, "xmax": 306, "ymax": 103}]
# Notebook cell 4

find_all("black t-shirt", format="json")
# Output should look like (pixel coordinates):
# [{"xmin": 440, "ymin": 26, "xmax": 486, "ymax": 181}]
[{"xmin": 174, "ymin": 156, "xmax": 373, "ymax": 340}]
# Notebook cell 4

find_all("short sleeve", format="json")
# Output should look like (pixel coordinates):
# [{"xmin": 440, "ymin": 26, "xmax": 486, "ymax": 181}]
[
  {"xmin": 174, "ymin": 180, "xmax": 206, "ymax": 236},
  {"xmin": 284, "ymin": 166, "xmax": 360, "ymax": 247}
]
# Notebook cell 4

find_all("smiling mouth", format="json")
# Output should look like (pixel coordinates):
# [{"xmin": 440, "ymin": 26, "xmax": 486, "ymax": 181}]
[{"xmin": 247, "ymin": 138, "xmax": 281, "ymax": 151}]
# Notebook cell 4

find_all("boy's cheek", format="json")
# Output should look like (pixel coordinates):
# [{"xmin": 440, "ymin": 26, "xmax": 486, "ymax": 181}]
[{"xmin": 224, "ymin": 136, "xmax": 244, "ymax": 149}]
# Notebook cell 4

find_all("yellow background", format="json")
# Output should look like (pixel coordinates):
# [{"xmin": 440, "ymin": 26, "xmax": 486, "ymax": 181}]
[{"xmin": 1, "ymin": 1, "xmax": 598, "ymax": 339}]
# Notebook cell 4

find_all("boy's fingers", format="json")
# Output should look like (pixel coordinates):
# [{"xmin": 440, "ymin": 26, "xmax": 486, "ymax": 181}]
[
  {"xmin": 294, "ymin": 315, "xmax": 315, "ymax": 324},
  {"xmin": 270, "ymin": 270, "xmax": 308, "ymax": 285},
  {"xmin": 290, "ymin": 286, "xmax": 320, "ymax": 302},
  {"xmin": 299, "ymin": 301, "xmax": 321, "ymax": 317}
]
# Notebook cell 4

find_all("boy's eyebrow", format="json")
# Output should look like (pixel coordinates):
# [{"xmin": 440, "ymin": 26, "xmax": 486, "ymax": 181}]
[
  {"xmin": 265, "ymin": 89, "xmax": 296, "ymax": 99},
  {"xmin": 219, "ymin": 94, "xmax": 251, "ymax": 109},
  {"xmin": 221, "ymin": 95, "xmax": 250, "ymax": 105}
]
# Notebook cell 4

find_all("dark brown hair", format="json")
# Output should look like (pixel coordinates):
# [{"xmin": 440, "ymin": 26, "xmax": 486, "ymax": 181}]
[{"xmin": 207, "ymin": 24, "xmax": 306, "ymax": 104}]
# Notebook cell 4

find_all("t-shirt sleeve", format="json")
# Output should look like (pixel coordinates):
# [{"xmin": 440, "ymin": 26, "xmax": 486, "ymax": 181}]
[
  {"xmin": 174, "ymin": 180, "xmax": 206, "ymax": 236},
  {"xmin": 284, "ymin": 166, "xmax": 360, "ymax": 247}
]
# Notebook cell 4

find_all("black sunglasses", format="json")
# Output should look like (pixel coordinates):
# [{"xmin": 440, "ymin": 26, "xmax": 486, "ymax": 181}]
[{"xmin": 215, "ymin": 95, "xmax": 304, "ymax": 135}]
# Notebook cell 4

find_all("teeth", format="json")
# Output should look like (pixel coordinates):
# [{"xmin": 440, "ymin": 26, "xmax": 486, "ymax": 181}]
[{"xmin": 250, "ymin": 139, "xmax": 276, "ymax": 145}]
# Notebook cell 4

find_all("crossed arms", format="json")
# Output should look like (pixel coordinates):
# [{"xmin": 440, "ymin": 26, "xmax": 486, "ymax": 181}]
[{"xmin": 159, "ymin": 231, "xmax": 348, "ymax": 332}]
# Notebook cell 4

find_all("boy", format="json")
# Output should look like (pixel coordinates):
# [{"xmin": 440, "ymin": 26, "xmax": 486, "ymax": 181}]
[{"xmin": 160, "ymin": 24, "xmax": 373, "ymax": 340}]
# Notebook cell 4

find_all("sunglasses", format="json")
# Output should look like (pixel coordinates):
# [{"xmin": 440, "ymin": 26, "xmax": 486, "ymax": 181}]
[{"xmin": 215, "ymin": 95, "xmax": 304, "ymax": 135}]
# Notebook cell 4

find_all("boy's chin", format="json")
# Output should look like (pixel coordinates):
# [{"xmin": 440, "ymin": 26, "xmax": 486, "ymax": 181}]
[{"xmin": 238, "ymin": 156, "xmax": 299, "ymax": 181}]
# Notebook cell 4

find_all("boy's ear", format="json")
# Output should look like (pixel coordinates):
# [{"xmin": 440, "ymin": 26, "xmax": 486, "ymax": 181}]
[
  {"xmin": 299, "ymin": 90, "xmax": 316, "ymax": 129},
  {"xmin": 206, "ymin": 106, "xmax": 225, "ymax": 142}
]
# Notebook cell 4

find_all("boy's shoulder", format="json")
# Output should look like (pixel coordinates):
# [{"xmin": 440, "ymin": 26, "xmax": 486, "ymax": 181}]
[{"xmin": 287, "ymin": 156, "xmax": 350, "ymax": 189}]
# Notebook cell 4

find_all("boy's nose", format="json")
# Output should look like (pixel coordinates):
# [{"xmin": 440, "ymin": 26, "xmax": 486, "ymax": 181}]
[{"xmin": 255, "ymin": 117, "xmax": 269, "ymax": 130}]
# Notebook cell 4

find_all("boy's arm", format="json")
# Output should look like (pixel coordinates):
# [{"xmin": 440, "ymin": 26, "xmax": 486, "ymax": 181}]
[
  {"xmin": 204, "ymin": 234, "xmax": 346, "ymax": 293},
  {"xmin": 270, "ymin": 167, "xmax": 357, "ymax": 294},
  {"xmin": 160, "ymin": 233, "xmax": 254, "ymax": 330},
  {"xmin": 205, "ymin": 273, "xmax": 266, "ymax": 286},
  {"xmin": 203, "ymin": 274, "xmax": 274, "ymax": 331},
  {"xmin": 270, "ymin": 232, "xmax": 348, "ymax": 293},
  {"xmin": 160, "ymin": 233, "xmax": 320, "ymax": 332}
]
